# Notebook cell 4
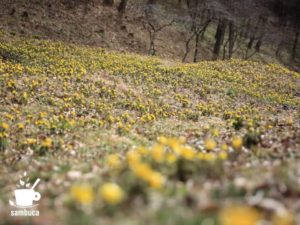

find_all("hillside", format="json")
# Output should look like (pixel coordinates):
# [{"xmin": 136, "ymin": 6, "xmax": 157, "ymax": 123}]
[
  {"xmin": 0, "ymin": 31, "xmax": 300, "ymax": 224},
  {"xmin": 1, "ymin": 0, "xmax": 299, "ymax": 72}
]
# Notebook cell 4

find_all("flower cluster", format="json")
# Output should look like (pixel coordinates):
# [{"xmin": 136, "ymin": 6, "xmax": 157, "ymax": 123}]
[{"xmin": 0, "ymin": 32, "xmax": 299, "ymax": 224}]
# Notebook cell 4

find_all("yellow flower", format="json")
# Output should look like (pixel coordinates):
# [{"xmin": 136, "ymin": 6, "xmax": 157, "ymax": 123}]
[
  {"xmin": 106, "ymin": 154, "xmax": 121, "ymax": 169},
  {"xmin": 272, "ymin": 212, "xmax": 295, "ymax": 225},
  {"xmin": 71, "ymin": 184, "xmax": 94, "ymax": 205},
  {"xmin": 23, "ymin": 138, "xmax": 37, "ymax": 145},
  {"xmin": 177, "ymin": 136, "xmax": 186, "ymax": 144},
  {"xmin": 218, "ymin": 151, "xmax": 228, "ymax": 160},
  {"xmin": 41, "ymin": 138, "xmax": 52, "ymax": 148},
  {"xmin": 98, "ymin": 120, "xmax": 104, "ymax": 127},
  {"xmin": 17, "ymin": 123, "xmax": 24, "ymax": 130},
  {"xmin": 99, "ymin": 183, "xmax": 124, "ymax": 205},
  {"xmin": 232, "ymin": 136, "xmax": 243, "ymax": 150},
  {"xmin": 147, "ymin": 171, "xmax": 165, "ymax": 189},
  {"xmin": 158, "ymin": 136, "xmax": 168, "ymax": 145},
  {"xmin": 166, "ymin": 153, "xmax": 177, "ymax": 164},
  {"xmin": 0, "ymin": 132, "xmax": 8, "ymax": 138},
  {"xmin": 108, "ymin": 115, "xmax": 115, "ymax": 123},
  {"xmin": 197, "ymin": 152, "xmax": 205, "ymax": 160},
  {"xmin": 219, "ymin": 206, "xmax": 261, "ymax": 225},
  {"xmin": 131, "ymin": 162, "xmax": 153, "ymax": 179},
  {"xmin": 286, "ymin": 118, "xmax": 294, "ymax": 126},
  {"xmin": 126, "ymin": 150, "xmax": 141, "ymax": 165},
  {"xmin": 203, "ymin": 153, "xmax": 216, "ymax": 161},
  {"xmin": 179, "ymin": 146, "xmax": 196, "ymax": 160},
  {"xmin": 0, "ymin": 122, "xmax": 9, "ymax": 130},
  {"xmin": 68, "ymin": 119, "xmax": 76, "ymax": 126},
  {"xmin": 221, "ymin": 143, "xmax": 228, "ymax": 151},
  {"xmin": 136, "ymin": 146, "xmax": 149, "ymax": 156},
  {"xmin": 211, "ymin": 128, "xmax": 220, "ymax": 137},
  {"xmin": 5, "ymin": 114, "xmax": 14, "ymax": 121},
  {"xmin": 151, "ymin": 144, "xmax": 165, "ymax": 163},
  {"xmin": 204, "ymin": 138, "xmax": 217, "ymax": 150},
  {"xmin": 39, "ymin": 112, "xmax": 47, "ymax": 118}
]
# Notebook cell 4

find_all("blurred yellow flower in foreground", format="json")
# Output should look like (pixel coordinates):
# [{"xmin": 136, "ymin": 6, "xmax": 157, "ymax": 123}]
[
  {"xmin": 126, "ymin": 151, "xmax": 140, "ymax": 164},
  {"xmin": 71, "ymin": 184, "xmax": 94, "ymax": 205},
  {"xmin": 99, "ymin": 183, "xmax": 124, "ymax": 205},
  {"xmin": 128, "ymin": 156, "xmax": 166, "ymax": 189},
  {"xmin": 151, "ymin": 144, "xmax": 165, "ymax": 163},
  {"xmin": 219, "ymin": 206, "xmax": 261, "ymax": 225},
  {"xmin": 147, "ymin": 171, "xmax": 165, "ymax": 189},
  {"xmin": 131, "ymin": 162, "xmax": 152, "ymax": 179},
  {"xmin": 204, "ymin": 138, "xmax": 217, "ymax": 150},
  {"xmin": 158, "ymin": 136, "xmax": 168, "ymax": 145},
  {"xmin": 221, "ymin": 143, "xmax": 228, "ymax": 151},
  {"xmin": 166, "ymin": 153, "xmax": 177, "ymax": 164},
  {"xmin": 218, "ymin": 151, "xmax": 228, "ymax": 160},
  {"xmin": 232, "ymin": 136, "xmax": 243, "ymax": 150},
  {"xmin": 179, "ymin": 146, "xmax": 196, "ymax": 160},
  {"xmin": 106, "ymin": 154, "xmax": 121, "ymax": 169}
]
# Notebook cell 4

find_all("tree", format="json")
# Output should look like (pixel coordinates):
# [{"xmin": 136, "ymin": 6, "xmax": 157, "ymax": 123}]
[
  {"xmin": 103, "ymin": 0, "xmax": 114, "ymax": 6},
  {"xmin": 227, "ymin": 20, "xmax": 236, "ymax": 58},
  {"xmin": 213, "ymin": 19, "xmax": 227, "ymax": 60},
  {"xmin": 291, "ymin": 25, "xmax": 299, "ymax": 61},
  {"xmin": 143, "ymin": 6, "xmax": 174, "ymax": 55},
  {"xmin": 182, "ymin": 18, "xmax": 211, "ymax": 62},
  {"xmin": 222, "ymin": 20, "xmax": 237, "ymax": 59},
  {"xmin": 181, "ymin": 0, "xmax": 213, "ymax": 62},
  {"xmin": 148, "ymin": 0, "xmax": 156, "ymax": 4},
  {"xmin": 118, "ymin": 0, "xmax": 128, "ymax": 13},
  {"xmin": 274, "ymin": 0, "xmax": 299, "ymax": 60}
]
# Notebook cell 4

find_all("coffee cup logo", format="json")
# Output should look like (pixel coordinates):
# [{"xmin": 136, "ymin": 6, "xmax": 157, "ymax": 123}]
[
  {"xmin": 9, "ymin": 172, "xmax": 41, "ymax": 208},
  {"xmin": 14, "ymin": 189, "xmax": 41, "ymax": 207}
]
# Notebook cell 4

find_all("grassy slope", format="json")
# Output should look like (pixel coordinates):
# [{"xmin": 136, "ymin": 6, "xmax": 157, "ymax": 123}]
[{"xmin": 0, "ymin": 31, "xmax": 300, "ymax": 224}]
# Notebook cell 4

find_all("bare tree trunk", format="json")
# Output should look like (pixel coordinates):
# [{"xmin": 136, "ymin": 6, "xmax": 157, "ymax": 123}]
[
  {"xmin": 103, "ymin": 0, "xmax": 114, "ymax": 6},
  {"xmin": 213, "ymin": 19, "xmax": 227, "ymax": 60},
  {"xmin": 223, "ymin": 39, "xmax": 229, "ymax": 60},
  {"xmin": 276, "ymin": 18, "xmax": 286, "ymax": 58},
  {"xmin": 143, "ymin": 8, "xmax": 174, "ymax": 56},
  {"xmin": 245, "ymin": 17, "xmax": 267, "ymax": 59},
  {"xmin": 200, "ymin": 21, "xmax": 210, "ymax": 40},
  {"xmin": 147, "ymin": 0, "xmax": 156, "ymax": 4},
  {"xmin": 247, "ymin": 36, "xmax": 255, "ymax": 49},
  {"xmin": 193, "ymin": 20, "xmax": 211, "ymax": 62},
  {"xmin": 149, "ymin": 33, "xmax": 156, "ymax": 55},
  {"xmin": 178, "ymin": 0, "xmax": 182, "ymax": 7},
  {"xmin": 255, "ymin": 17, "xmax": 266, "ymax": 52},
  {"xmin": 182, "ymin": 33, "xmax": 196, "ymax": 62},
  {"xmin": 239, "ymin": 19, "xmax": 247, "ymax": 38},
  {"xmin": 186, "ymin": 0, "xmax": 191, "ymax": 8},
  {"xmin": 243, "ymin": 20, "xmax": 251, "ymax": 38},
  {"xmin": 255, "ymin": 37, "xmax": 262, "ymax": 52},
  {"xmin": 193, "ymin": 33, "xmax": 200, "ymax": 62},
  {"xmin": 118, "ymin": 0, "xmax": 128, "ymax": 13},
  {"xmin": 245, "ymin": 36, "xmax": 255, "ymax": 58},
  {"xmin": 291, "ymin": 26, "xmax": 299, "ymax": 61},
  {"xmin": 228, "ymin": 20, "xmax": 235, "ymax": 59},
  {"xmin": 276, "ymin": 40, "xmax": 284, "ymax": 57}
]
